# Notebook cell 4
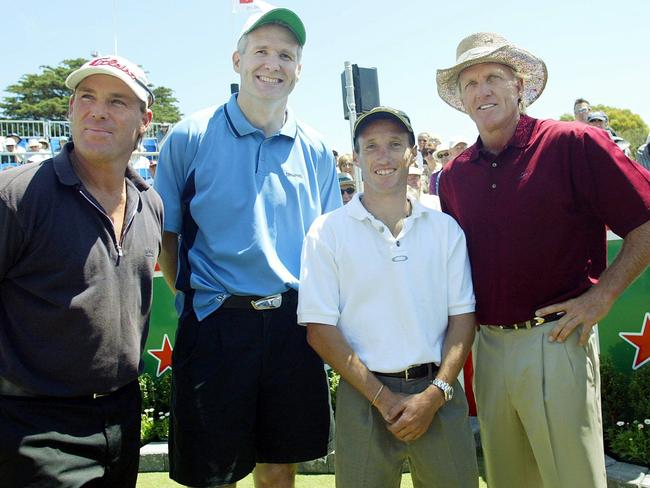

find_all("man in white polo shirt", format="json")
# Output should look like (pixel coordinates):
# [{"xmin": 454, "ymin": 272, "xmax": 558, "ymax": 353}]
[{"xmin": 298, "ymin": 107, "xmax": 478, "ymax": 487}]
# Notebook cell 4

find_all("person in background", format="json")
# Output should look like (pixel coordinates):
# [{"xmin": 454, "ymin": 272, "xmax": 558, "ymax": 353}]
[
  {"xmin": 573, "ymin": 98, "xmax": 590, "ymax": 123},
  {"xmin": 337, "ymin": 152, "xmax": 354, "ymax": 175},
  {"xmin": 587, "ymin": 111, "xmax": 632, "ymax": 156},
  {"xmin": 26, "ymin": 139, "xmax": 48, "ymax": 164},
  {"xmin": 408, "ymin": 164, "xmax": 440, "ymax": 210},
  {"xmin": 636, "ymin": 133, "xmax": 650, "ymax": 171},
  {"xmin": 449, "ymin": 138, "xmax": 469, "ymax": 159},
  {"xmin": 338, "ymin": 172, "xmax": 356, "ymax": 204},
  {"xmin": 429, "ymin": 144, "xmax": 452, "ymax": 195}
]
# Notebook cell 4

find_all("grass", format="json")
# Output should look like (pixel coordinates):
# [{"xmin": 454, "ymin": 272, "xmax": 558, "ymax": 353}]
[{"xmin": 137, "ymin": 471, "xmax": 489, "ymax": 487}]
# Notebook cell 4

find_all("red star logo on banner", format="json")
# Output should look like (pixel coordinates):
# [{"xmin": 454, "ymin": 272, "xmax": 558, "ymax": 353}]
[
  {"xmin": 148, "ymin": 334, "xmax": 173, "ymax": 377},
  {"xmin": 619, "ymin": 313, "xmax": 650, "ymax": 370}
]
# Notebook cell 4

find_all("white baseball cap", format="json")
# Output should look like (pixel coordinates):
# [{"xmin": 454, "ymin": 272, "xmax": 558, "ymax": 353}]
[{"xmin": 66, "ymin": 55, "xmax": 155, "ymax": 107}]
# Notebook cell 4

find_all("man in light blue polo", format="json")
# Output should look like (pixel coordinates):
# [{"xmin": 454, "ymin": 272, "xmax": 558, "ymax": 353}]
[{"xmin": 155, "ymin": 7, "xmax": 340, "ymax": 488}]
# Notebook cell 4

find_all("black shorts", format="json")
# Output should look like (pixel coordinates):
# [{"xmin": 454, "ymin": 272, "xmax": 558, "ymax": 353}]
[
  {"xmin": 169, "ymin": 290, "xmax": 330, "ymax": 487},
  {"xmin": 0, "ymin": 380, "xmax": 141, "ymax": 488}
]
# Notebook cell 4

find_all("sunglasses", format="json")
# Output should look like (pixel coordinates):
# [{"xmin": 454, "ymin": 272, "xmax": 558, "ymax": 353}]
[
  {"xmin": 423, "ymin": 150, "xmax": 434, "ymax": 156},
  {"xmin": 340, "ymin": 188, "xmax": 355, "ymax": 195},
  {"xmin": 437, "ymin": 152, "xmax": 450, "ymax": 159},
  {"xmin": 575, "ymin": 107, "xmax": 589, "ymax": 114}
]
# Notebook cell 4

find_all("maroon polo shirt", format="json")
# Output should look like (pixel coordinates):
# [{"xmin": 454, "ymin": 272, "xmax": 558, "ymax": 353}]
[{"xmin": 440, "ymin": 114, "xmax": 650, "ymax": 325}]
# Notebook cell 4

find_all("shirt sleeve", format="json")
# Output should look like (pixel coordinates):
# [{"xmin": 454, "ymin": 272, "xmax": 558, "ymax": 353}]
[
  {"xmin": 575, "ymin": 126, "xmax": 650, "ymax": 238},
  {"xmin": 446, "ymin": 219, "xmax": 476, "ymax": 317},
  {"xmin": 316, "ymin": 147, "xmax": 343, "ymax": 214},
  {"xmin": 154, "ymin": 125, "xmax": 194, "ymax": 234},
  {"xmin": 297, "ymin": 216, "xmax": 341, "ymax": 326},
  {"xmin": 0, "ymin": 197, "xmax": 25, "ymax": 281}
]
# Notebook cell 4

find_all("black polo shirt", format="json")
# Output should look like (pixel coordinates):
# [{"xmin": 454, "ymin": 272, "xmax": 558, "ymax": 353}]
[{"xmin": 0, "ymin": 144, "xmax": 163, "ymax": 396}]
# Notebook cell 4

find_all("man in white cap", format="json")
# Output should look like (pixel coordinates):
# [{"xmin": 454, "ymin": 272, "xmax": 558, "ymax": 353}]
[
  {"xmin": 408, "ymin": 164, "xmax": 440, "ymax": 210},
  {"xmin": 428, "ymin": 144, "xmax": 451, "ymax": 196},
  {"xmin": 0, "ymin": 55, "xmax": 162, "ymax": 487},
  {"xmin": 26, "ymin": 138, "xmax": 48, "ymax": 164},
  {"xmin": 448, "ymin": 137, "xmax": 469, "ymax": 159},
  {"xmin": 155, "ymin": 7, "xmax": 340, "ymax": 488},
  {"xmin": 299, "ymin": 106, "xmax": 478, "ymax": 487},
  {"xmin": 436, "ymin": 33, "xmax": 650, "ymax": 488},
  {"xmin": 2, "ymin": 137, "xmax": 25, "ymax": 164}
]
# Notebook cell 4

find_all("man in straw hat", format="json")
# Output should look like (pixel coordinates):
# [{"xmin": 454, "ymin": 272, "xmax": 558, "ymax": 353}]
[
  {"xmin": 155, "ymin": 6, "xmax": 340, "ymax": 488},
  {"xmin": 299, "ymin": 106, "xmax": 478, "ymax": 487},
  {"xmin": 0, "ymin": 54, "xmax": 162, "ymax": 487},
  {"xmin": 436, "ymin": 33, "xmax": 650, "ymax": 487}
]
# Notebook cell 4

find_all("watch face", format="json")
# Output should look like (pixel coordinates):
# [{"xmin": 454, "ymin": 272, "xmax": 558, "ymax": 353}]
[
  {"xmin": 433, "ymin": 379, "xmax": 453, "ymax": 401},
  {"xmin": 445, "ymin": 386, "xmax": 454, "ymax": 401}
]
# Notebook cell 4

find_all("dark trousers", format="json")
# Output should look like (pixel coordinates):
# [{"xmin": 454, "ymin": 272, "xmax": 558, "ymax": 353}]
[{"xmin": 0, "ymin": 380, "xmax": 141, "ymax": 488}]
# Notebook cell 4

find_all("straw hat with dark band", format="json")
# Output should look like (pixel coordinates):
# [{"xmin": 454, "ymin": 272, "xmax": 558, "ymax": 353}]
[{"xmin": 436, "ymin": 32, "xmax": 547, "ymax": 113}]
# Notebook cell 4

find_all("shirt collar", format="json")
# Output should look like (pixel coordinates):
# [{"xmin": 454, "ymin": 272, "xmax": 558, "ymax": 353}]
[
  {"xmin": 346, "ymin": 192, "xmax": 427, "ymax": 222},
  {"xmin": 224, "ymin": 93, "xmax": 297, "ymax": 139},
  {"xmin": 464, "ymin": 114, "xmax": 537, "ymax": 162}
]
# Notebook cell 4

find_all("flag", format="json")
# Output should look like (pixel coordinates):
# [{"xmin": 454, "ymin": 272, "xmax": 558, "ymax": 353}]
[{"xmin": 232, "ymin": 0, "xmax": 276, "ymax": 14}]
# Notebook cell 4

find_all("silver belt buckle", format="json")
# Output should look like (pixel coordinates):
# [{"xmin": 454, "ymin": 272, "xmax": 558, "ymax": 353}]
[{"xmin": 251, "ymin": 294, "xmax": 282, "ymax": 310}]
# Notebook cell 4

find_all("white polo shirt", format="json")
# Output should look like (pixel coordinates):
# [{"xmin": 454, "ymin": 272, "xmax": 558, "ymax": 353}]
[{"xmin": 298, "ymin": 193, "xmax": 475, "ymax": 373}]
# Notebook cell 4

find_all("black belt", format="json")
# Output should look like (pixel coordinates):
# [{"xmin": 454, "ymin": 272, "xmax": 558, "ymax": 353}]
[
  {"xmin": 373, "ymin": 363, "xmax": 437, "ymax": 380},
  {"xmin": 484, "ymin": 312, "xmax": 565, "ymax": 330},
  {"xmin": 0, "ymin": 376, "xmax": 123, "ymax": 400},
  {"xmin": 221, "ymin": 290, "xmax": 296, "ymax": 311}
]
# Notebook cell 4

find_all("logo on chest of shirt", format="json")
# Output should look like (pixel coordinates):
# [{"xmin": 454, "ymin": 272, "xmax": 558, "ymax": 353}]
[
  {"xmin": 283, "ymin": 171, "xmax": 304, "ymax": 179},
  {"xmin": 392, "ymin": 255, "xmax": 408, "ymax": 262},
  {"xmin": 144, "ymin": 248, "xmax": 155, "ymax": 258}
]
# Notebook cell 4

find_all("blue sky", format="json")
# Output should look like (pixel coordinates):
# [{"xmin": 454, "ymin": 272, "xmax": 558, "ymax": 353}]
[{"xmin": 5, "ymin": 0, "xmax": 648, "ymax": 152}]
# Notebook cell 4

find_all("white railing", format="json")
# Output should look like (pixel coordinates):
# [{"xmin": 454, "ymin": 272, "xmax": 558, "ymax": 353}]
[
  {"xmin": 1, "ymin": 151, "xmax": 161, "ymax": 177},
  {"xmin": 0, "ymin": 120, "xmax": 173, "ymax": 140}
]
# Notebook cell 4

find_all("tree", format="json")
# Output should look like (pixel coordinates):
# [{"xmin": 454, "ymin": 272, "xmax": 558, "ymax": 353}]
[
  {"xmin": 1, "ymin": 58, "xmax": 86, "ymax": 120},
  {"xmin": 151, "ymin": 86, "xmax": 182, "ymax": 123},
  {"xmin": 1, "ymin": 58, "xmax": 182, "ymax": 123},
  {"xmin": 591, "ymin": 105, "xmax": 648, "ymax": 157},
  {"xmin": 559, "ymin": 105, "xmax": 648, "ymax": 157}
]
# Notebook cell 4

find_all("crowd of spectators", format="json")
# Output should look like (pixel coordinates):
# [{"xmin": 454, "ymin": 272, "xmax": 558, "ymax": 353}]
[
  {"xmin": 0, "ymin": 130, "xmax": 165, "ymax": 179},
  {"xmin": 3, "ymin": 99, "xmax": 649, "ymax": 183}
]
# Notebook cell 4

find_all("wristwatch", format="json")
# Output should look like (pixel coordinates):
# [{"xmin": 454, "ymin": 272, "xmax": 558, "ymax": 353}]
[{"xmin": 431, "ymin": 378, "xmax": 454, "ymax": 402}]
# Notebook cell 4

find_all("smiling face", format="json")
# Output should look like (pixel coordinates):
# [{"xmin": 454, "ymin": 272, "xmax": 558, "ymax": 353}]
[
  {"xmin": 354, "ymin": 118, "xmax": 415, "ymax": 198},
  {"xmin": 459, "ymin": 62, "xmax": 522, "ymax": 142},
  {"xmin": 233, "ymin": 23, "xmax": 302, "ymax": 106},
  {"xmin": 69, "ymin": 74, "xmax": 151, "ymax": 165}
]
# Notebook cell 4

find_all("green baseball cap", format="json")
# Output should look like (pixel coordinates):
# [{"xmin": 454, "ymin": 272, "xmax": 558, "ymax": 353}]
[
  {"xmin": 353, "ymin": 106, "xmax": 414, "ymax": 145},
  {"xmin": 241, "ymin": 8, "xmax": 306, "ymax": 46}
]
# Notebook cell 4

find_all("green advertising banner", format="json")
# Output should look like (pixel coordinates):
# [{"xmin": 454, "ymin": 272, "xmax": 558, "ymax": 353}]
[
  {"xmin": 142, "ymin": 233, "xmax": 650, "ymax": 379},
  {"xmin": 599, "ymin": 233, "xmax": 650, "ymax": 373}
]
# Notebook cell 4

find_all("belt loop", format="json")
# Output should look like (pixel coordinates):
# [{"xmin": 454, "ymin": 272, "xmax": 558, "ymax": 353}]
[{"xmin": 427, "ymin": 363, "xmax": 433, "ymax": 380}]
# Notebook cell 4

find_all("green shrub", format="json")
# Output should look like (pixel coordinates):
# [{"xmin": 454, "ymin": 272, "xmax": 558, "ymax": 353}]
[
  {"xmin": 139, "ymin": 373, "xmax": 171, "ymax": 445},
  {"xmin": 328, "ymin": 369, "xmax": 340, "ymax": 413},
  {"xmin": 601, "ymin": 357, "xmax": 650, "ymax": 466}
]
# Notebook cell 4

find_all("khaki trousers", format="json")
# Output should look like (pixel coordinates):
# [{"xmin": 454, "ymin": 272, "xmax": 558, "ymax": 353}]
[
  {"xmin": 474, "ymin": 322, "xmax": 606, "ymax": 488},
  {"xmin": 335, "ymin": 375, "xmax": 478, "ymax": 488}
]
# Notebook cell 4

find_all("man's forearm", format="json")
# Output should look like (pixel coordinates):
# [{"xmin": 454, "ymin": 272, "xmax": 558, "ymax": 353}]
[
  {"xmin": 159, "ymin": 231, "xmax": 179, "ymax": 292},
  {"xmin": 434, "ymin": 312, "xmax": 477, "ymax": 385},
  {"xmin": 306, "ymin": 323, "xmax": 384, "ymax": 405},
  {"xmin": 595, "ymin": 220, "xmax": 650, "ymax": 305}
]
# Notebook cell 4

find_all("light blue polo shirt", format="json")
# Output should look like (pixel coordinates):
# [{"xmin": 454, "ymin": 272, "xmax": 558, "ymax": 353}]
[{"xmin": 155, "ymin": 94, "xmax": 342, "ymax": 320}]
